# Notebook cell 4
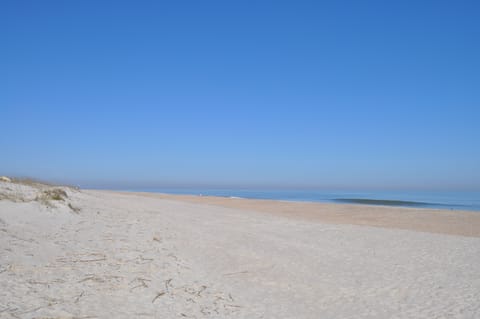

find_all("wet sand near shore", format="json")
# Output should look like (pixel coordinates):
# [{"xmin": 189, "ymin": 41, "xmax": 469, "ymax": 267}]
[{"xmin": 119, "ymin": 191, "xmax": 480, "ymax": 238}]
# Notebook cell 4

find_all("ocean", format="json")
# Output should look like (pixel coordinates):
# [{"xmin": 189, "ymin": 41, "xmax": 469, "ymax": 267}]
[{"xmin": 131, "ymin": 188, "xmax": 480, "ymax": 211}]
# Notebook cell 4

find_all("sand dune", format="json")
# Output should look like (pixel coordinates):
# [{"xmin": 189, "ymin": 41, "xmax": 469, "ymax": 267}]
[{"xmin": 1, "ymin": 181, "xmax": 479, "ymax": 318}]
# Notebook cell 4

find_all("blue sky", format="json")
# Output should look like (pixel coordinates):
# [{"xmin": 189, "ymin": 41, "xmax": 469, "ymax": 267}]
[{"xmin": 1, "ymin": 1, "xmax": 479, "ymax": 189}]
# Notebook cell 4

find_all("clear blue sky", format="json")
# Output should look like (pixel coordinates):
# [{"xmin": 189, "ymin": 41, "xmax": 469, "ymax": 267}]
[{"xmin": 2, "ymin": 1, "xmax": 479, "ymax": 189}]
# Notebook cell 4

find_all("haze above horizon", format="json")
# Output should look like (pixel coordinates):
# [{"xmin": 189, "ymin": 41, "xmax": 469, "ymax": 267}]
[{"xmin": 2, "ymin": 1, "xmax": 479, "ymax": 190}]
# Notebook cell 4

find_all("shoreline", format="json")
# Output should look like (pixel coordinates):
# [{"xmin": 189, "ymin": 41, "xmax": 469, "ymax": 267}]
[
  {"xmin": 99, "ymin": 190, "xmax": 480, "ymax": 238},
  {"xmin": 89, "ymin": 188, "xmax": 480, "ymax": 210},
  {"xmin": 88, "ymin": 188, "xmax": 480, "ymax": 211}
]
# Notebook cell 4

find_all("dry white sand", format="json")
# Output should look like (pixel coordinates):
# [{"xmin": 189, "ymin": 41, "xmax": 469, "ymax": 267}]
[{"xmin": 1, "ymin": 181, "xmax": 480, "ymax": 318}]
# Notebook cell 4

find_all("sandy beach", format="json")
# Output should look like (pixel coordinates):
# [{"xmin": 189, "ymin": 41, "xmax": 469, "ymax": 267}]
[{"xmin": 1, "ymin": 180, "xmax": 480, "ymax": 318}]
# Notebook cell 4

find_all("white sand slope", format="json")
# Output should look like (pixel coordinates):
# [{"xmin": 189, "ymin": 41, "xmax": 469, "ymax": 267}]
[{"xmin": 1, "ymin": 181, "xmax": 479, "ymax": 318}]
